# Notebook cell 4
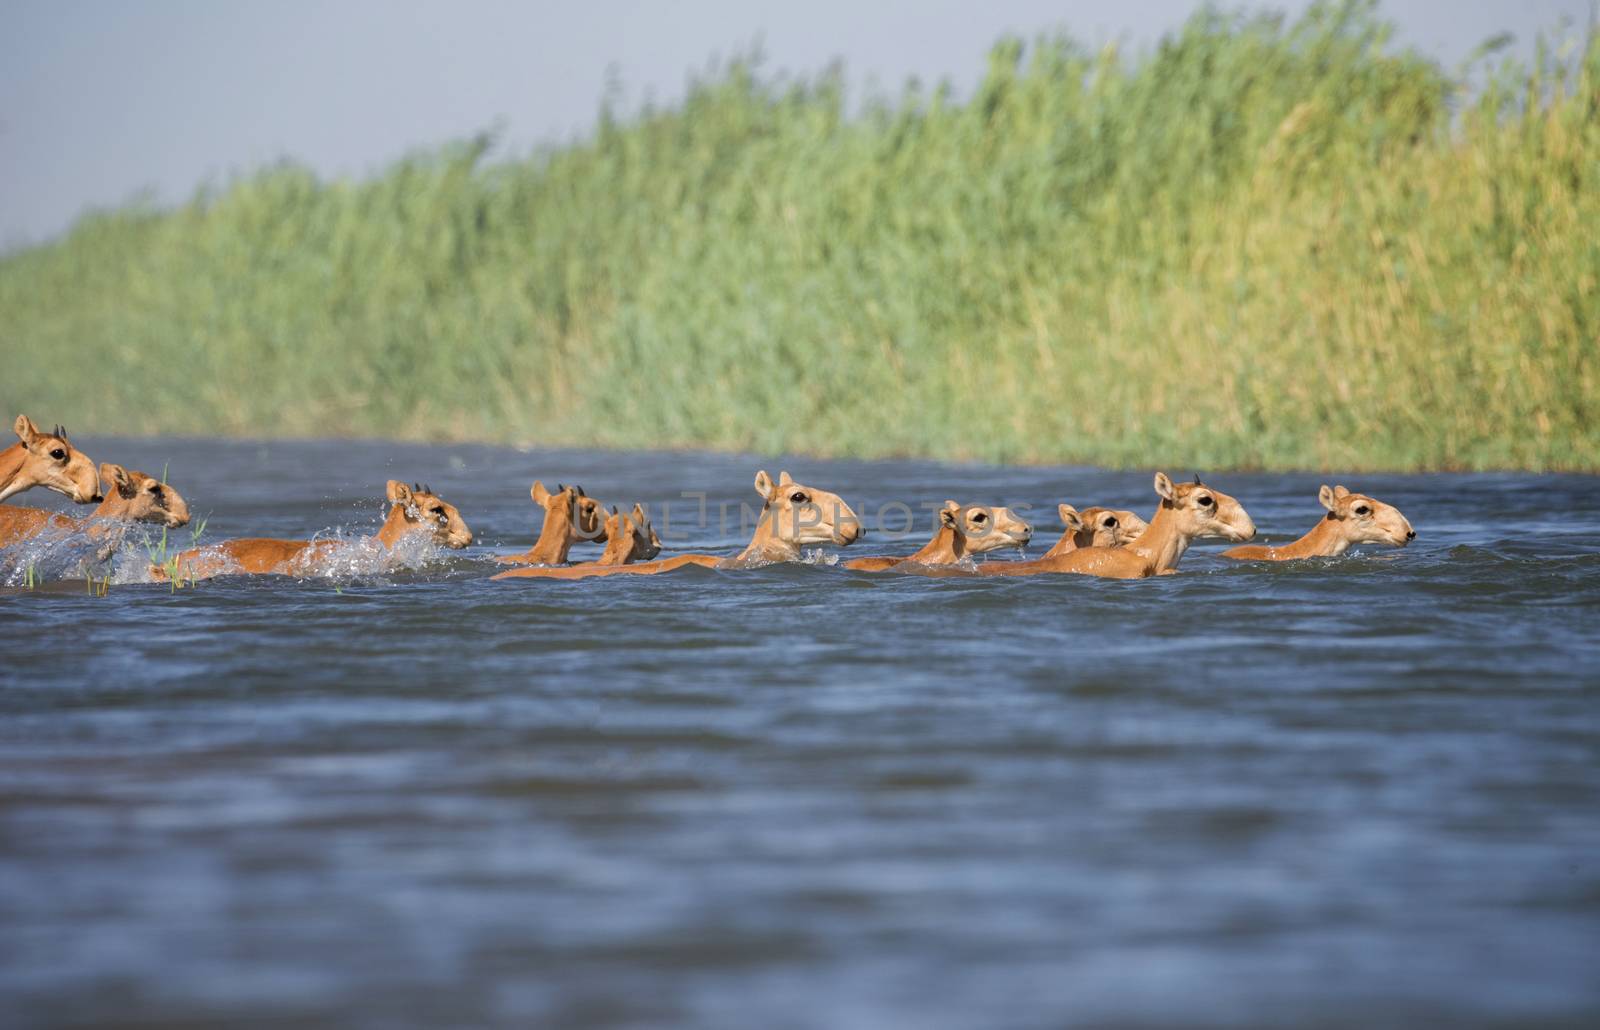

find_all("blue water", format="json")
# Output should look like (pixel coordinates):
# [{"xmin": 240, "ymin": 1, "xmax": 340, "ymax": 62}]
[{"xmin": 2, "ymin": 437, "xmax": 1597, "ymax": 1027}]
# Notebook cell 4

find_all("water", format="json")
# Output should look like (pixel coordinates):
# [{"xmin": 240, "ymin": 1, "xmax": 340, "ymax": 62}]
[{"xmin": 2, "ymin": 437, "xmax": 1597, "ymax": 1028}]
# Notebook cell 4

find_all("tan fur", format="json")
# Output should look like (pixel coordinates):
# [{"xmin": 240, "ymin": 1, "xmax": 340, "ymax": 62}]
[
  {"xmin": 845, "ymin": 500, "xmax": 1030, "ymax": 571},
  {"xmin": 493, "ymin": 470, "xmax": 861, "ymax": 581},
  {"xmin": 0, "ymin": 415, "xmax": 101, "ymax": 504},
  {"xmin": 1223, "ymin": 485, "xmax": 1413, "ymax": 560},
  {"xmin": 157, "ymin": 480, "xmax": 471, "ymax": 580},
  {"xmin": 625, "ymin": 503, "xmax": 662, "ymax": 562},
  {"xmin": 0, "ymin": 464, "xmax": 190, "ymax": 548},
  {"xmin": 904, "ymin": 473, "xmax": 1254, "ymax": 580},
  {"xmin": 495, "ymin": 504, "xmax": 662, "ymax": 579},
  {"xmin": 495, "ymin": 480, "xmax": 607, "ymax": 565},
  {"xmin": 1042, "ymin": 504, "xmax": 1149, "ymax": 558},
  {"xmin": 589, "ymin": 505, "xmax": 662, "ymax": 566}
]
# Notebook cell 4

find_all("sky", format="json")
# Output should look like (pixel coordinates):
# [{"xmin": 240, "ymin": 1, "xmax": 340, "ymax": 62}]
[{"xmin": 1, "ymin": 0, "xmax": 1591, "ymax": 248}]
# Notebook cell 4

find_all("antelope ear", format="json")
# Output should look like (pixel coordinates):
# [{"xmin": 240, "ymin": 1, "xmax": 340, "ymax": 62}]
[
  {"xmin": 1333, "ymin": 485, "xmax": 1351, "ymax": 499},
  {"xmin": 754, "ymin": 470, "xmax": 776, "ymax": 501},
  {"xmin": 631, "ymin": 502, "xmax": 648, "ymax": 523},
  {"xmin": 778, "ymin": 471, "xmax": 793, "ymax": 487},
  {"xmin": 1153, "ymin": 472, "xmax": 1176, "ymax": 501},
  {"xmin": 609, "ymin": 505, "xmax": 618, "ymax": 515},
  {"xmin": 1318, "ymin": 484, "xmax": 1337, "ymax": 511},
  {"xmin": 13, "ymin": 414, "xmax": 38, "ymax": 446},
  {"xmin": 574, "ymin": 484, "xmax": 586, "ymax": 497},
  {"xmin": 1058, "ymin": 503, "xmax": 1083, "ymax": 531},
  {"xmin": 100, "ymin": 463, "xmax": 133, "ymax": 498},
  {"xmin": 386, "ymin": 480, "xmax": 413, "ymax": 504},
  {"xmin": 939, "ymin": 507, "xmax": 960, "ymax": 528},
  {"xmin": 530, "ymin": 480, "xmax": 551, "ymax": 505}
]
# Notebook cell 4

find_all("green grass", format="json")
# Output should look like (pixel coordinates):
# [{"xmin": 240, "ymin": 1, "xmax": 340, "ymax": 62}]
[{"xmin": 2, "ymin": 1, "xmax": 1596, "ymax": 470}]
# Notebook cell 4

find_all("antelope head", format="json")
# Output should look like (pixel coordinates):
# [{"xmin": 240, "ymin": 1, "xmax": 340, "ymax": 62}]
[
  {"xmin": 1153, "ymin": 472, "xmax": 1255, "ymax": 543},
  {"xmin": 1319, "ymin": 484, "xmax": 1415, "ymax": 547},
  {"xmin": 99, "ymin": 463, "xmax": 190, "ymax": 528},
  {"xmin": 754, "ymin": 470, "xmax": 863, "ymax": 548},
  {"xmin": 530, "ymin": 480, "xmax": 607, "ymax": 544},
  {"xmin": 940, "ymin": 499, "xmax": 1032, "ymax": 554},
  {"xmin": 1076, "ymin": 505, "xmax": 1148, "ymax": 548},
  {"xmin": 387, "ymin": 480, "xmax": 473, "ymax": 548},
  {"xmin": 4, "ymin": 415, "xmax": 101, "ymax": 503}
]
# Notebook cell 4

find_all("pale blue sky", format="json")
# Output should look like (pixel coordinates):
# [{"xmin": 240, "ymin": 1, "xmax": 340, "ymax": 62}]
[{"xmin": 0, "ymin": 0, "xmax": 1589, "ymax": 247}]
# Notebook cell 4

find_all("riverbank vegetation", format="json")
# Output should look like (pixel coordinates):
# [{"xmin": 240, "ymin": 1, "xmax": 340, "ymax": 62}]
[{"xmin": 2, "ymin": 2, "xmax": 1595, "ymax": 470}]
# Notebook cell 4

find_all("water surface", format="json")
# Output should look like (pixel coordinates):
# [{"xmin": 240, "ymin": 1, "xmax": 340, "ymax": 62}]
[{"xmin": 2, "ymin": 437, "xmax": 1597, "ymax": 1028}]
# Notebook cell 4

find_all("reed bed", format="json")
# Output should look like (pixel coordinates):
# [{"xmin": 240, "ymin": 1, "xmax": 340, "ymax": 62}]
[{"xmin": 2, "ymin": 2, "xmax": 1595, "ymax": 470}]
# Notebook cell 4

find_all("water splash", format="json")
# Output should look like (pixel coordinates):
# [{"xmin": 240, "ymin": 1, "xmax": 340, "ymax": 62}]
[
  {"xmin": 0, "ymin": 519, "xmax": 136, "ymax": 587},
  {"xmin": 2, "ymin": 522, "xmax": 454, "ymax": 588},
  {"xmin": 286, "ymin": 528, "xmax": 445, "ymax": 581}
]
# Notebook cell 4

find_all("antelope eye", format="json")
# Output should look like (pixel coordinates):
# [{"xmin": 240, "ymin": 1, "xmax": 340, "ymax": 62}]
[
  {"xmin": 789, "ymin": 491, "xmax": 806, "ymax": 503},
  {"xmin": 1354, "ymin": 505, "xmax": 1371, "ymax": 516},
  {"xmin": 148, "ymin": 484, "xmax": 163, "ymax": 498},
  {"xmin": 1103, "ymin": 517, "xmax": 1117, "ymax": 527},
  {"xmin": 972, "ymin": 511, "xmax": 987, "ymax": 522},
  {"xmin": 1196, "ymin": 495, "xmax": 1214, "ymax": 507},
  {"xmin": 49, "ymin": 448, "xmax": 66, "ymax": 461},
  {"xmin": 431, "ymin": 506, "xmax": 446, "ymax": 515}
]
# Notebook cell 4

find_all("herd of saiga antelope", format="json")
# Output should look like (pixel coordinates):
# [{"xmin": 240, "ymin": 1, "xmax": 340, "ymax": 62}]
[{"xmin": 0, "ymin": 413, "xmax": 1417, "ymax": 584}]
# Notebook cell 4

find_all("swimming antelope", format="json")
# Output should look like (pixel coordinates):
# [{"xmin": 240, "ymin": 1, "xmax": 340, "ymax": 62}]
[
  {"xmin": 902, "ymin": 473, "xmax": 1253, "ymax": 580},
  {"xmin": 155, "ymin": 481, "xmax": 471, "ymax": 580},
  {"xmin": 844, "ymin": 500, "xmax": 1031, "ymax": 571},
  {"xmin": 592, "ymin": 504, "xmax": 661, "ymax": 565},
  {"xmin": 0, "ymin": 464, "xmax": 190, "ymax": 549},
  {"xmin": 1042, "ymin": 504, "xmax": 1149, "ymax": 558},
  {"xmin": 496, "ymin": 481, "xmax": 607, "ymax": 565},
  {"xmin": 1, "ymin": 415, "xmax": 100, "ymax": 504},
  {"xmin": 1223, "ymin": 485, "xmax": 1414, "ymax": 561},
  {"xmin": 492, "ymin": 504, "xmax": 660, "ymax": 579},
  {"xmin": 493, "ymin": 470, "xmax": 861, "ymax": 580}
]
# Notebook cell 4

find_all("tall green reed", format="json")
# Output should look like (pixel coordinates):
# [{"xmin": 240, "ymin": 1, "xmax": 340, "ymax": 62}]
[{"xmin": 1, "ymin": 1, "xmax": 1594, "ymax": 470}]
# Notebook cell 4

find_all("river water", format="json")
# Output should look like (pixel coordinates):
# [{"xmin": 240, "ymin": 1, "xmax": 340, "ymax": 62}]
[{"xmin": 2, "ymin": 437, "xmax": 1597, "ymax": 1028}]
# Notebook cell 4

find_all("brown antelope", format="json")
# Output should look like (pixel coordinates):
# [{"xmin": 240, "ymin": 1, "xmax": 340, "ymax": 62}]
[
  {"xmin": 1223, "ymin": 485, "xmax": 1414, "ymax": 561},
  {"xmin": 844, "ymin": 500, "xmax": 1031, "ymax": 571},
  {"xmin": 1042, "ymin": 504, "xmax": 1149, "ymax": 558},
  {"xmin": 495, "ymin": 481, "xmax": 607, "ymax": 565},
  {"xmin": 493, "ymin": 470, "xmax": 861, "ymax": 581},
  {"xmin": 0, "ymin": 464, "xmax": 190, "ymax": 548},
  {"xmin": 1, "ymin": 415, "xmax": 101, "ymax": 504},
  {"xmin": 903, "ymin": 473, "xmax": 1254, "ymax": 580},
  {"xmin": 583, "ymin": 503, "xmax": 661, "ymax": 566},
  {"xmin": 622, "ymin": 503, "xmax": 663, "ymax": 562},
  {"xmin": 492, "ymin": 504, "xmax": 661, "ymax": 579},
  {"xmin": 156, "ymin": 481, "xmax": 471, "ymax": 580}
]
